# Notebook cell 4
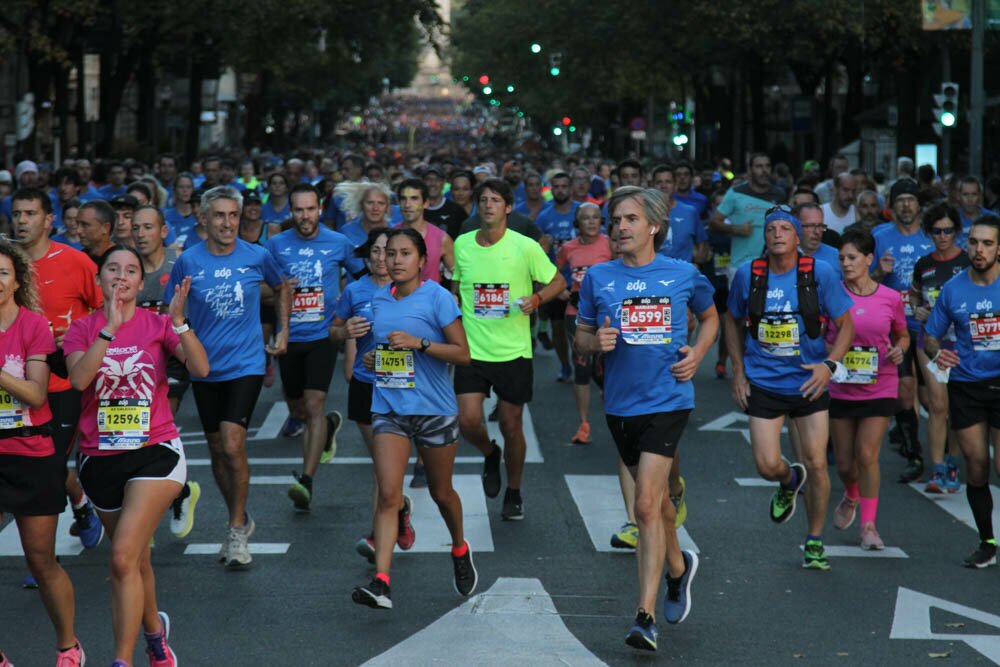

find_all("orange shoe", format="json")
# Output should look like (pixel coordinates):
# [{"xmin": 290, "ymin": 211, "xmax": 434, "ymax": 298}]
[{"xmin": 571, "ymin": 421, "xmax": 591, "ymax": 444}]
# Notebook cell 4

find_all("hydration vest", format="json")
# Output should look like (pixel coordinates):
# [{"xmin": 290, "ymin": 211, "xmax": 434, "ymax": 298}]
[{"xmin": 746, "ymin": 254, "xmax": 822, "ymax": 339}]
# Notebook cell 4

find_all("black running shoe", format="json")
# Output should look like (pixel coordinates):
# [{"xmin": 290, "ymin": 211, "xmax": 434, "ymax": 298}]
[
  {"xmin": 897, "ymin": 457, "xmax": 923, "ymax": 484},
  {"xmin": 501, "ymin": 488, "xmax": 523, "ymax": 521},
  {"xmin": 482, "ymin": 442, "xmax": 502, "ymax": 498},
  {"xmin": 625, "ymin": 609, "xmax": 657, "ymax": 651},
  {"xmin": 352, "ymin": 578, "xmax": 392, "ymax": 609},
  {"xmin": 963, "ymin": 541, "xmax": 998, "ymax": 569},
  {"xmin": 452, "ymin": 541, "xmax": 478, "ymax": 597}
]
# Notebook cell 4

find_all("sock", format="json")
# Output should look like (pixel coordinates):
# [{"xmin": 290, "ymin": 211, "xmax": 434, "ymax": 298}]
[
  {"xmin": 780, "ymin": 465, "xmax": 800, "ymax": 490},
  {"xmin": 451, "ymin": 542, "xmax": 468, "ymax": 557},
  {"xmin": 505, "ymin": 487, "xmax": 521, "ymax": 499},
  {"xmin": 144, "ymin": 629, "xmax": 163, "ymax": 642},
  {"xmin": 859, "ymin": 496, "xmax": 878, "ymax": 525},
  {"xmin": 845, "ymin": 482, "xmax": 860, "ymax": 500},
  {"xmin": 375, "ymin": 572, "xmax": 390, "ymax": 586},
  {"xmin": 967, "ymin": 483, "xmax": 995, "ymax": 542},
  {"xmin": 299, "ymin": 474, "xmax": 313, "ymax": 491},
  {"xmin": 805, "ymin": 533, "xmax": 822, "ymax": 543},
  {"xmin": 71, "ymin": 493, "xmax": 88, "ymax": 510},
  {"xmin": 58, "ymin": 642, "xmax": 79, "ymax": 652}
]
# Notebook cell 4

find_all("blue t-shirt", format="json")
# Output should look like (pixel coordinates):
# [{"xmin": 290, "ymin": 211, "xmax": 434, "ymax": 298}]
[
  {"xmin": 809, "ymin": 244, "xmax": 842, "ymax": 278},
  {"xmin": 535, "ymin": 201, "xmax": 579, "ymax": 256},
  {"xmin": 716, "ymin": 182, "xmax": 787, "ymax": 269},
  {"xmin": 260, "ymin": 200, "xmax": 290, "ymax": 224},
  {"xmin": 340, "ymin": 220, "xmax": 369, "ymax": 248},
  {"xmin": 96, "ymin": 184, "xmax": 127, "ymax": 200},
  {"xmin": 958, "ymin": 209, "xmax": 998, "ymax": 249},
  {"xmin": 676, "ymin": 191, "xmax": 709, "ymax": 219},
  {"xmin": 334, "ymin": 276, "xmax": 382, "ymax": 384},
  {"xmin": 370, "ymin": 281, "xmax": 462, "ymax": 416},
  {"xmin": 166, "ymin": 240, "xmax": 284, "ymax": 382},
  {"xmin": 266, "ymin": 227, "xmax": 354, "ymax": 342},
  {"xmin": 577, "ymin": 255, "xmax": 715, "ymax": 416},
  {"xmin": 925, "ymin": 270, "xmax": 1000, "ymax": 382},
  {"xmin": 872, "ymin": 224, "xmax": 934, "ymax": 329},
  {"xmin": 164, "ymin": 207, "xmax": 197, "ymax": 247},
  {"xmin": 728, "ymin": 257, "xmax": 854, "ymax": 394},
  {"xmin": 659, "ymin": 201, "xmax": 706, "ymax": 262},
  {"xmin": 50, "ymin": 233, "xmax": 83, "ymax": 250}
]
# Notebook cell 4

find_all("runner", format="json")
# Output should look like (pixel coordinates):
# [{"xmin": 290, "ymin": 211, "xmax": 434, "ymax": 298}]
[
  {"xmin": 336, "ymin": 181, "xmax": 394, "ymax": 250},
  {"xmin": 556, "ymin": 203, "xmax": 612, "ymax": 444},
  {"xmin": 14, "ymin": 188, "xmax": 105, "ymax": 553},
  {"xmin": 872, "ymin": 179, "xmax": 935, "ymax": 483},
  {"xmin": 65, "ymin": 245, "xmax": 210, "ymax": 667},
  {"xmin": 395, "ymin": 178, "xmax": 454, "ymax": 284},
  {"xmin": 76, "ymin": 200, "xmax": 116, "ymax": 265},
  {"xmin": 163, "ymin": 173, "xmax": 197, "ymax": 248},
  {"xmin": 266, "ymin": 184, "xmax": 353, "ymax": 511},
  {"xmin": 575, "ymin": 186, "xmax": 718, "ymax": 650},
  {"xmin": 724, "ymin": 206, "xmax": 855, "ymax": 570},
  {"xmin": 133, "ymin": 204, "xmax": 202, "ymax": 538},
  {"xmin": 0, "ymin": 240, "xmax": 86, "ymax": 667},
  {"xmin": 109, "ymin": 194, "xmax": 139, "ymax": 244},
  {"xmin": 924, "ymin": 215, "xmax": 1000, "ymax": 568},
  {"xmin": 911, "ymin": 203, "xmax": 969, "ymax": 493},
  {"xmin": 828, "ymin": 229, "xmax": 909, "ymax": 550},
  {"xmin": 261, "ymin": 172, "xmax": 291, "ymax": 225},
  {"xmin": 330, "ymin": 229, "xmax": 402, "ymax": 562},
  {"xmin": 351, "ymin": 228, "xmax": 477, "ymax": 609},
  {"xmin": 166, "ymin": 186, "xmax": 290, "ymax": 567},
  {"xmin": 452, "ymin": 178, "xmax": 566, "ymax": 520}
]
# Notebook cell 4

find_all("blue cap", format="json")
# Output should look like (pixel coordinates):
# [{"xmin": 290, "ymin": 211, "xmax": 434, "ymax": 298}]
[{"xmin": 764, "ymin": 208, "xmax": 802, "ymax": 238}]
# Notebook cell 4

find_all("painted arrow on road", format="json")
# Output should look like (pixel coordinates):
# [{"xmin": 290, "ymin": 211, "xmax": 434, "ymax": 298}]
[{"xmin": 890, "ymin": 586, "xmax": 1000, "ymax": 662}]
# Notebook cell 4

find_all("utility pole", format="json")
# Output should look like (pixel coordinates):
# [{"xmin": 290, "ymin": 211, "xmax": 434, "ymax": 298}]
[
  {"xmin": 970, "ymin": 0, "xmax": 985, "ymax": 177},
  {"xmin": 941, "ymin": 46, "xmax": 951, "ymax": 174}
]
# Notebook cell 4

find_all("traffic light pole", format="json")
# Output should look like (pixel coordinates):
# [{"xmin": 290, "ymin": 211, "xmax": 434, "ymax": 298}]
[
  {"xmin": 970, "ymin": 0, "xmax": 985, "ymax": 177},
  {"xmin": 941, "ymin": 45, "xmax": 951, "ymax": 174}
]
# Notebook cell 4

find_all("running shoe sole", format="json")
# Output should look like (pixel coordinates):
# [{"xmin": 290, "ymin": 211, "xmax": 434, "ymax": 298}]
[
  {"xmin": 397, "ymin": 495, "xmax": 415, "ymax": 550},
  {"xmin": 625, "ymin": 627, "xmax": 657, "ymax": 651},
  {"xmin": 321, "ymin": 411, "xmax": 343, "ymax": 464},
  {"xmin": 170, "ymin": 481, "xmax": 201, "ymax": 538},
  {"xmin": 664, "ymin": 549, "xmax": 698, "ymax": 625},
  {"xmin": 452, "ymin": 541, "xmax": 478, "ymax": 597},
  {"xmin": 288, "ymin": 483, "xmax": 311, "ymax": 512},
  {"xmin": 356, "ymin": 536, "xmax": 375, "ymax": 563},
  {"xmin": 352, "ymin": 586, "xmax": 392, "ymax": 609},
  {"xmin": 770, "ymin": 463, "xmax": 807, "ymax": 524}
]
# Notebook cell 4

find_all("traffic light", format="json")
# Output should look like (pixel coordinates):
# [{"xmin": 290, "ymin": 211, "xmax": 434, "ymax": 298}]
[
  {"xmin": 562, "ymin": 116, "xmax": 571, "ymax": 126},
  {"xmin": 530, "ymin": 43, "xmax": 542, "ymax": 54},
  {"xmin": 479, "ymin": 74, "xmax": 490, "ymax": 85},
  {"xmin": 549, "ymin": 52, "xmax": 562, "ymax": 77},
  {"xmin": 933, "ymin": 82, "xmax": 959, "ymax": 128},
  {"xmin": 553, "ymin": 127, "xmax": 563, "ymax": 136},
  {"xmin": 482, "ymin": 86, "xmax": 492, "ymax": 95}
]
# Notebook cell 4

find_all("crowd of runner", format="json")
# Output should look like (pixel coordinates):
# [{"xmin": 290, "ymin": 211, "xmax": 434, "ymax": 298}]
[{"xmin": 1, "ymin": 147, "xmax": 1000, "ymax": 663}]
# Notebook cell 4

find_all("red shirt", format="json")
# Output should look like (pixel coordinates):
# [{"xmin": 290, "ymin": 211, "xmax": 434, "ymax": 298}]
[
  {"xmin": 556, "ymin": 235, "xmax": 612, "ymax": 317},
  {"xmin": 33, "ymin": 242, "xmax": 103, "ymax": 393},
  {"xmin": 0, "ymin": 308, "xmax": 57, "ymax": 457}
]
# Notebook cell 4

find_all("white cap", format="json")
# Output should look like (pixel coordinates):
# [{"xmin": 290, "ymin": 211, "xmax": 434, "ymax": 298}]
[
  {"xmin": 15, "ymin": 160, "xmax": 39, "ymax": 181},
  {"xmin": 0, "ymin": 170, "xmax": 12, "ymax": 184}
]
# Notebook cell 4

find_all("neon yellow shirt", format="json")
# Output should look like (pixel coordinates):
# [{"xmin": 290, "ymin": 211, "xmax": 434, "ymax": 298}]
[{"xmin": 453, "ymin": 228, "xmax": 557, "ymax": 361}]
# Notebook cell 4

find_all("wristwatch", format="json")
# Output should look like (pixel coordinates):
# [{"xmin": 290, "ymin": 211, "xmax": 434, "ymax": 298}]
[
  {"xmin": 420, "ymin": 338, "xmax": 431, "ymax": 351},
  {"xmin": 822, "ymin": 359, "xmax": 837, "ymax": 375}
]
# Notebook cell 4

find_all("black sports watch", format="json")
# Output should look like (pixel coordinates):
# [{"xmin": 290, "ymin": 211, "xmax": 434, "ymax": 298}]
[
  {"xmin": 822, "ymin": 359, "xmax": 837, "ymax": 375},
  {"xmin": 420, "ymin": 338, "xmax": 431, "ymax": 352}
]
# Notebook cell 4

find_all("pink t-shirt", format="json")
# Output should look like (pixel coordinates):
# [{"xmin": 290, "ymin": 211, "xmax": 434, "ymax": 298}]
[
  {"xmin": 393, "ymin": 222, "xmax": 446, "ymax": 284},
  {"xmin": 826, "ymin": 283, "xmax": 906, "ymax": 401},
  {"xmin": 556, "ymin": 235, "xmax": 613, "ymax": 317},
  {"xmin": 0, "ymin": 308, "xmax": 57, "ymax": 457},
  {"xmin": 64, "ymin": 308, "xmax": 181, "ymax": 456}
]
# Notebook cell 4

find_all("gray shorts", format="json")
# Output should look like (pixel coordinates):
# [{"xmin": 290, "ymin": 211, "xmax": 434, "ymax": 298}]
[{"xmin": 372, "ymin": 413, "xmax": 459, "ymax": 448}]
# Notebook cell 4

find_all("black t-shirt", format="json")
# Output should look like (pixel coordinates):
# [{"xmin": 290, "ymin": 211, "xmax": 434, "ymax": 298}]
[
  {"xmin": 912, "ymin": 250, "xmax": 971, "ymax": 305},
  {"xmin": 425, "ymin": 198, "xmax": 470, "ymax": 239}
]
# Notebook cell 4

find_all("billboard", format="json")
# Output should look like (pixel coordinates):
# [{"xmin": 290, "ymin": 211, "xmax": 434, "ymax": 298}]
[{"xmin": 922, "ymin": 1, "xmax": 1000, "ymax": 30}]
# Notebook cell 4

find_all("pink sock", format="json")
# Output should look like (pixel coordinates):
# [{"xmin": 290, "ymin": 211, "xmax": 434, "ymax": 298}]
[
  {"xmin": 845, "ymin": 482, "xmax": 860, "ymax": 500},
  {"xmin": 859, "ymin": 496, "xmax": 878, "ymax": 525}
]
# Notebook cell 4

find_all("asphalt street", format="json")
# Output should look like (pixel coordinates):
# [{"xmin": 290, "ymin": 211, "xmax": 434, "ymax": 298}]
[{"xmin": 3, "ymin": 342, "xmax": 1000, "ymax": 665}]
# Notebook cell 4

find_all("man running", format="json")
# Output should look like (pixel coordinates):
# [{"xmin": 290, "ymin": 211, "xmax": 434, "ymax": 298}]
[
  {"xmin": 452, "ymin": 178, "xmax": 566, "ymax": 520},
  {"xmin": 166, "ymin": 186, "xmax": 290, "ymax": 567},
  {"xmin": 576, "ymin": 186, "xmax": 718, "ymax": 651},
  {"xmin": 724, "ymin": 206, "xmax": 855, "ymax": 570},
  {"xmin": 266, "ymin": 184, "xmax": 354, "ymax": 511},
  {"xmin": 924, "ymin": 215, "xmax": 1000, "ymax": 568}
]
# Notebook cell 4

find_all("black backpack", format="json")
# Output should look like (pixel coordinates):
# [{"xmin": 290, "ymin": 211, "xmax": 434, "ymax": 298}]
[{"xmin": 746, "ymin": 253, "xmax": 822, "ymax": 340}]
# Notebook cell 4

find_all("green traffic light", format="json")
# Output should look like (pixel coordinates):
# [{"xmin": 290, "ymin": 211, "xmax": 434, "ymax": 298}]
[
  {"xmin": 483, "ymin": 86, "xmax": 492, "ymax": 95},
  {"xmin": 531, "ymin": 43, "xmax": 542, "ymax": 54},
  {"xmin": 569, "ymin": 125, "xmax": 576, "ymax": 132},
  {"xmin": 941, "ymin": 111, "xmax": 956, "ymax": 127},
  {"xmin": 550, "ymin": 67, "xmax": 560, "ymax": 76},
  {"xmin": 507, "ymin": 85, "xmax": 515, "ymax": 93}
]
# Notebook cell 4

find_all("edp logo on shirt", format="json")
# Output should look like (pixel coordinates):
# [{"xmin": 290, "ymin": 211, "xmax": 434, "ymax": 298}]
[
  {"xmin": 214, "ymin": 268, "xmax": 232, "ymax": 279},
  {"xmin": 977, "ymin": 299, "xmax": 994, "ymax": 311},
  {"xmin": 626, "ymin": 280, "xmax": 647, "ymax": 291}
]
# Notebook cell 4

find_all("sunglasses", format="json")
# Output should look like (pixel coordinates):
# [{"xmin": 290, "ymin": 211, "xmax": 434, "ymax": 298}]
[
  {"xmin": 930, "ymin": 227, "xmax": 956, "ymax": 236},
  {"xmin": 766, "ymin": 204, "xmax": 793, "ymax": 216}
]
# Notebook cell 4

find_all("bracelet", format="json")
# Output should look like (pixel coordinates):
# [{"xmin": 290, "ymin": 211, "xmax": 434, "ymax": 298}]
[
  {"xmin": 530, "ymin": 293, "xmax": 541, "ymax": 309},
  {"xmin": 98, "ymin": 329, "xmax": 115, "ymax": 342},
  {"xmin": 930, "ymin": 350, "xmax": 941, "ymax": 363},
  {"xmin": 172, "ymin": 322, "xmax": 191, "ymax": 335}
]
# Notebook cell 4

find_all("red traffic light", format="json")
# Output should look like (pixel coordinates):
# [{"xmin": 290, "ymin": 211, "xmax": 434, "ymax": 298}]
[
  {"xmin": 479, "ymin": 75, "xmax": 490, "ymax": 85},
  {"xmin": 562, "ymin": 116, "xmax": 571, "ymax": 126}
]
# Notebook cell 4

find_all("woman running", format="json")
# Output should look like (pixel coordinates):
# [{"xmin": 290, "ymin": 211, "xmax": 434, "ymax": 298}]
[
  {"xmin": 64, "ymin": 245, "xmax": 210, "ymax": 666},
  {"xmin": 911, "ymin": 203, "xmax": 968, "ymax": 493},
  {"xmin": 0, "ymin": 240, "xmax": 85, "ymax": 667},
  {"xmin": 350, "ymin": 228, "xmax": 476, "ymax": 609},
  {"xmin": 829, "ymin": 229, "xmax": 909, "ymax": 549},
  {"xmin": 329, "ymin": 229, "xmax": 405, "ymax": 562}
]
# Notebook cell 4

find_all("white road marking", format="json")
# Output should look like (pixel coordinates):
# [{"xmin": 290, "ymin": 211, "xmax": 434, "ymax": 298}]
[
  {"xmin": 401, "ymin": 474, "xmax": 494, "ymax": 553},
  {"xmin": 184, "ymin": 543, "xmax": 290, "ymax": 555},
  {"xmin": 804, "ymin": 545, "xmax": 908, "ymax": 559},
  {"xmin": 362, "ymin": 577, "xmax": 605, "ymax": 666},
  {"xmin": 564, "ymin": 474, "xmax": 698, "ymax": 553},
  {"xmin": 891, "ymin": 587, "xmax": 1000, "ymax": 662},
  {"xmin": 249, "ymin": 475, "xmax": 296, "ymax": 485},
  {"xmin": 735, "ymin": 477, "xmax": 773, "ymax": 487},
  {"xmin": 181, "ymin": 402, "xmax": 289, "ymax": 446},
  {"xmin": 483, "ymin": 393, "xmax": 543, "ymax": 462},
  {"xmin": 909, "ymin": 483, "xmax": 1000, "ymax": 535},
  {"xmin": 0, "ymin": 507, "xmax": 84, "ymax": 557}
]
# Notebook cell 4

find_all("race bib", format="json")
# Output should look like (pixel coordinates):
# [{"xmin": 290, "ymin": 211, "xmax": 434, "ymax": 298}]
[
  {"xmin": 842, "ymin": 345, "xmax": 878, "ymax": 384},
  {"xmin": 138, "ymin": 299, "xmax": 163, "ymax": 314},
  {"xmin": 620, "ymin": 296, "xmax": 672, "ymax": 345},
  {"xmin": 714, "ymin": 253, "xmax": 731, "ymax": 276},
  {"xmin": 97, "ymin": 398, "xmax": 151, "ymax": 450},
  {"xmin": 571, "ymin": 266, "xmax": 590, "ymax": 288},
  {"xmin": 970, "ymin": 312, "xmax": 1000, "ymax": 351},
  {"xmin": 758, "ymin": 315, "xmax": 800, "ymax": 356},
  {"xmin": 473, "ymin": 283, "xmax": 510, "ymax": 319},
  {"xmin": 0, "ymin": 389, "xmax": 24, "ymax": 430},
  {"xmin": 375, "ymin": 344, "xmax": 415, "ymax": 389},
  {"xmin": 901, "ymin": 290, "xmax": 913, "ymax": 318},
  {"xmin": 292, "ymin": 286, "xmax": 324, "ymax": 323}
]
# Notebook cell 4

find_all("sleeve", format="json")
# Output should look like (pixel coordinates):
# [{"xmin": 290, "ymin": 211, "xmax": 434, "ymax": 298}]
[
  {"xmin": 62, "ymin": 318, "xmax": 92, "ymax": 357},
  {"xmin": 717, "ymin": 189, "xmax": 736, "ymax": 218},
  {"xmin": 523, "ymin": 220, "xmax": 544, "ymax": 242},
  {"xmin": 689, "ymin": 270, "xmax": 716, "ymax": 314},
  {"xmin": 727, "ymin": 265, "xmax": 749, "ymax": 318},
  {"xmin": 890, "ymin": 288, "xmax": 908, "ymax": 332},
  {"xmin": 164, "ymin": 254, "xmax": 183, "ymax": 296},
  {"xmin": 344, "ymin": 255, "xmax": 366, "ymax": 279},
  {"xmin": 334, "ymin": 285, "xmax": 354, "ymax": 321},
  {"xmin": 555, "ymin": 243, "xmax": 568, "ymax": 271},
  {"xmin": 526, "ymin": 238, "xmax": 558, "ymax": 284},
  {"xmin": 260, "ymin": 248, "xmax": 285, "ymax": 288},
  {"xmin": 924, "ymin": 286, "xmax": 950, "ymax": 340},
  {"xmin": 577, "ymin": 272, "xmax": 598, "ymax": 326},
  {"xmin": 818, "ymin": 263, "xmax": 853, "ymax": 319},
  {"xmin": 27, "ymin": 315, "xmax": 57, "ymax": 356},
  {"xmin": 450, "ymin": 240, "xmax": 463, "ymax": 283},
  {"xmin": 911, "ymin": 257, "xmax": 924, "ymax": 291},
  {"xmin": 870, "ymin": 233, "xmax": 886, "ymax": 275},
  {"xmin": 436, "ymin": 286, "xmax": 462, "ymax": 329}
]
